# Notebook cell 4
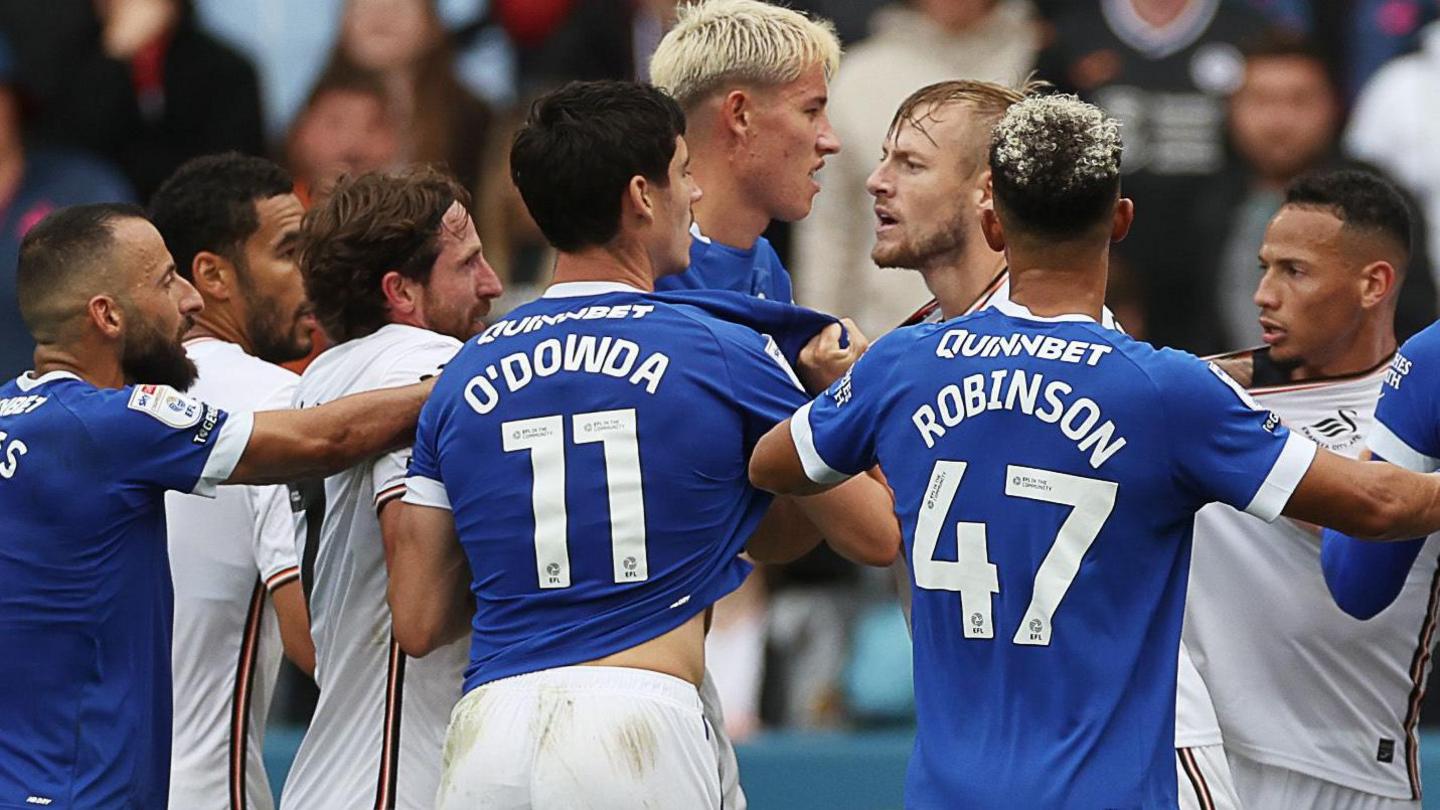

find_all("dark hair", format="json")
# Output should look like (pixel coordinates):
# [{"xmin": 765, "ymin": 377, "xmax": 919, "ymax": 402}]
[
  {"xmin": 1285, "ymin": 169, "xmax": 1413, "ymax": 259},
  {"xmin": 148, "ymin": 153, "xmax": 293, "ymax": 280},
  {"xmin": 17, "ymin": 203, "xmax": 148, "ymax": 336},
  {"xmin": 989, "ymin": 95, "xmax": 1123, "ymax": 238},
  {"xmin": 1239, "ymin": 31, "xmax": 1337, "ymax": 93},
  {"xmin": 299, "ymin": 165, "xmax": 469, "ymax": 343},
  {"xmin": 510, "ymin": 81, "xmax": 686, "ymax": 252}
]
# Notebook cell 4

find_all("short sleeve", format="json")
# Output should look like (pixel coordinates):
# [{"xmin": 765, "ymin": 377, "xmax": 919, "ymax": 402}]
[
  {"xmin": 370, "ymin": 336, "xmax": 460, "ymax": 509},
  {"xmin": 790, "ymin": 337, "xmax": 896, "ymax": 485},
  {"xmin": 714, "ymin": 325, "xmax": 811, "ymax": 454},
  {"xmin": 402, "ymin": 396, "xmax": 450, "ymax": 511},
  {"xmin": 1164, "ymin": 360, "xmax": 1317, "ymax": 521},
  {"xmin": 99, "ymin": 384, "xmax": 254, "ymax": 497},
  {"xmin": 1368, "ymin": 336, "xmax": 1440, "ymax": 473},
  {"xmin": 249, "ymin": 484, "xmax": 301, "ymax": 590}
]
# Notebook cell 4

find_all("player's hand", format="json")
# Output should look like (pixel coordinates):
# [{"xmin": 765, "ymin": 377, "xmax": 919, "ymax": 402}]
[
  {"xmin": 102, "ymin": 0, "xmax": 178, "ymax": 59},
  {"xmin": 797, "ymin": 318, "xmax": 868, "ymax": 394}
]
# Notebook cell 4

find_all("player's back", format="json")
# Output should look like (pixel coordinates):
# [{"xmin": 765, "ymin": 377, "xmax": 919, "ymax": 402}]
[
  {"xmin": 799, "ymin": 301, "xmax": 1312, "ymax": 808},
  {"xmin": 166, "ymin": 339, "xmax": 299, "ymax": 810},
  {"xmin": 281, "ymin": 324, "xmax": 467, "ymax": 810},
  {"xmin": 410, "ymin": 285, "xmax": 805, "ymax": 691},
  {"xmin": 0, "ymin": 371, "xmax": 249, "ymax": 808}
]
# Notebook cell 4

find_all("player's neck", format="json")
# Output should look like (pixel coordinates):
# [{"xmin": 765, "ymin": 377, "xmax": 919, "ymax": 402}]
[
  {"xmin": 689, "ymin": 163, "xmax": 769, "ymax": 250},
  {"xmin": 1005, "ymin": 249, "xmax": 1108, "ymax": 322},
  {"xmin": 31, "ymin": 339, "xmax": 125, "ymax": 389},
  {"xmin": 186, "ymin": 312, "xmax": 252, "ymax": 356},
  {"xmin": 1289, "ymin": 321, "xmax": 1397, "ymax": 382},
  {"xmin": 552, "ymin": 244, "xmax": 656, "ymax": 293},
  {"xmin": 925, "ymin": 249, "xmax": 1008, "ymax": 319}
]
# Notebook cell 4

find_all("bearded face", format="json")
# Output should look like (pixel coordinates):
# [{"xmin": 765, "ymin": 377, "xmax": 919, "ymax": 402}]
[{"xmin": 120, "ymin": 304, "xmax": 198, "ymax": 390}]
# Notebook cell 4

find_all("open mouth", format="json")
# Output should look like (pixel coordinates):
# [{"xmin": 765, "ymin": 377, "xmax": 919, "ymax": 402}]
[{"xmin": 875, "ymin": 209, "xmax": 899, "ymax": 231}]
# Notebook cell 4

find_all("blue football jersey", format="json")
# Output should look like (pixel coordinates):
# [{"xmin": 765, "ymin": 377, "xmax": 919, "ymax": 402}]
[
  {"xmin": 404, "ymin": 283, "xmax": 820, "ymax": 693},
  {"xmin": 1369, "ymin": 322, "xmax": 1440, "ymax": 472},
  {"xmin": 793, "ymin": 299, "xmax": 1316, "ymax": 809},
  {"xmin": 654, "ymin": 225, "xmax": 794, "ymax": 302},
  {"xmin": 0, "ymin": 371, "xmax": 251, "ymax": 809}
]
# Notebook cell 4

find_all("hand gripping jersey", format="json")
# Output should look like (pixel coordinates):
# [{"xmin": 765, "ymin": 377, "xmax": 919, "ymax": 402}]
[
  {"xmin": 280, "ymin": 325, "xmax": 466, "ymax": 810},
  {"xmin": 0, "ymin": 371, "xmax": 251, "ymax": 809},
  {"xmin": 402, "ymin": 283, "xmax": 821, "ymax": 692},
  {"xmin": 792, "ymin": 300, "xmax": 1316, "ymax": 809},
  {"xmin": 166, "ymin": 339, "xmax": 301, "ymax": 810},
  {"xmin": 654, "ymin": 223, "xmax": 793, "ymax": 302}
]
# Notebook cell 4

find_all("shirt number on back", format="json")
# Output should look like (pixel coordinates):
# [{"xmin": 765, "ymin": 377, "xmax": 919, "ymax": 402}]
[
  {"xmin": 502, "ymin": 409, "xmax": 648, "ymax": 589},
  {"xmin": 914, "ymin": 460, "xmax": 1117, "ymax": 645}
]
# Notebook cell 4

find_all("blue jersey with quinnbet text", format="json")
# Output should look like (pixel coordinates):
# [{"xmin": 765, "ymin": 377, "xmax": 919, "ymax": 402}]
[
  {"xmin": 790, "ymin": 299, "xmax": 1318, "ymax": 809},
  {"xmin": 0, "ymin": 371, "xmax": 252, "ymax": 809},
  {"xmin": 403, "ymin": 283, "xmax": 825, "ymax": 693}
]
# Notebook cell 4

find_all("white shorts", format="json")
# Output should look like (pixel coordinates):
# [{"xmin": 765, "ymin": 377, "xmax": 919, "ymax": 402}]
[
  {"xmin": 1229, "ymin": 750, "xmax": 1419, "ymax": 810},
  {"xmin": 699, "ymin": 668, "xmax": 746, "ymax": 810},
  {"xmin": 1176, "ymin": 745, "xmax": 1243, "ymax": 810},
  {"xmin": 436, "ymin": 666, "xmax": 723, "ymax": 810}
]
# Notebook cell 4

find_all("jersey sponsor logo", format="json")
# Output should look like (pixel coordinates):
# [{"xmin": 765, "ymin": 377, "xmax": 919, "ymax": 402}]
[
  {"xmin": 0, "ymin": 394, "xmax": 46, "ymax": 417},
  {"xmin": 1384, "ymin": 352, "xmax": 1413, "ymax": 391},
  {"xmin": 191, "ymin": 404, "xmax": 220, "ymax": 445},
  {"xmin": 0, "ymin": 430, "xmax": 29, "ymax": 479},
  {"xmin": 477, "ymin": 303, "xmax": 657, "ymax": 346},
  {"xmin": 127, "ymin": 384, "xmax": 205, "ymax": 429},
  {"xmin": 935, "ymin": 328, "xmax": 1113, "ymax": 366}
]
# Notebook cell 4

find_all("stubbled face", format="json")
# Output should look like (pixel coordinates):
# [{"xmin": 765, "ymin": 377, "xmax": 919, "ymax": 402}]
[
  {"xmin": 289, "ymin": 90, "xmax": 400, "ymax": 194},
  {"xmin": 1229, "ymin": 56, "xmax": 1338, "ymax": 181},
  {"xmin": 740, "ymin": 63, "xmax": 840, "ymax": 222},
  {"xmin": 1255, "ymin": 205, "xmax": 1365, "ymax": 367},
  {"xmin": 415, "ymin": 202, "xmax": 503, "ymax": 341},
  {"xmin": 116, "ymin": 217, "xmax": 203, "ymax": 389},
  {"xmin": 649, "ymin": 135, "xmax": 703, "ymax": 277},
  {"xmin": 866, "ymin": 104, "xmax": 985, "ymax": 270},
  {"xmin": 237, "ymin": 193, "xmax": 315, "ymax": 363},
  {"xmin": 343, "ymin": 0, "xmax": 434, "ymax": 70}
]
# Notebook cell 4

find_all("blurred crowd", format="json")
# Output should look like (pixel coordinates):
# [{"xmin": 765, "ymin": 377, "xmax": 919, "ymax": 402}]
[{"xmin": 4, "ymin": 0, "xmax": 1440, "ymax": 738}]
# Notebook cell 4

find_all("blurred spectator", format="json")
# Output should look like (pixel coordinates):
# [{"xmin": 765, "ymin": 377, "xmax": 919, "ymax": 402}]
[
  {"xmin": 502, "ymin": 0, "xmax": 677, "ymax": 91},
  {"xmin": 284, "ymin": 66, "xmax": 401, "ymax": 207},
  {"xmin": 1346, "ymin": 16, "xmax": 1440, "ymax": 287},
  {"xmin": 322, "ymin": 0, "xmax": 492, "ymax": 197},
  {"xmin": 1238, "ymin": 0, "xmax": 1436, "ymax": 98},
  {"xmin": 43, "ymin": 0, "xmax": 265, "ymax": 201},
  {"xmin": 794, "ymin": 0, "xmax": 1039, "ymax": 335},
  {"xmin": 0, "ymin": 33, "xmax": 134, "ymax": 380},
  {"xmin": 1037, "ymin": 0, "xmax": 1274, "ymax": 352},
  {"xmin": 1191, "ymin": 33, "xmax": 1435, "ymax": 352}
]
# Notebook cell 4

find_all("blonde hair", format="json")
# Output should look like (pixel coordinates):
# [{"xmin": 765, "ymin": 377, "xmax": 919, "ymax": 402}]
[{"xmin": 649, "ymin": 0, "xmax": 842, "ymax": 110}]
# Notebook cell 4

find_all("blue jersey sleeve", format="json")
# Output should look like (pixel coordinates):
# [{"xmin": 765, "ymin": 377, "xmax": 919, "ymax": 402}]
[
  {"xmin": 791, "ymin": 334, "xmax": 900, "ymax": 484},
  {"xmin": 1161, "ymin": 358, "xmax": 1317, "ymax": 520},
  {"xmin": 1369, "ymin": 329, "xmax": 1440, "ymax": 472},
  {"xmin": 403, "ymin": 395, "xmax": 450, "ymax": 510},
  {"xmin": 90, "ymin": 384, "xmax": 253, "ymax": 497}
]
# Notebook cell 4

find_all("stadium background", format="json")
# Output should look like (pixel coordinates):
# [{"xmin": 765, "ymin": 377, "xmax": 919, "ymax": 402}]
[{"xmin": 4, "ymin": 0, "xmax": 1440, "ymax": 806}]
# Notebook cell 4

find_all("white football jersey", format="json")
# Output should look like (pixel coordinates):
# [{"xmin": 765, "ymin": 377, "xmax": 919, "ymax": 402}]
[
  {"xmin": 167, "ymin": 338, "xmax": 301, "ymax": 810},
  {"xmin": 1183, "ymin": 352, "xmax": 1440, "ymax": 799},
  {"xmin": 281, "ymin": 324, "xmax": 468, "ymax": 810}
]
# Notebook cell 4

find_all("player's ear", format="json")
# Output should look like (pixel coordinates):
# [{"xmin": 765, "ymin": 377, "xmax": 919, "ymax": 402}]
[
  {"xmin": 1358, "ymin": 260, "xmax": 1397, "ymax": 309},
  {"xmin": 721, "ymin": 89, "xmax": 751, "ymax": 141},
  {"xmin": 380, "ymin": 270, "xmax": 419, "ymax": 317},
  {"xmin": 189, "ymin": 251, "xmax": 234, "ymax": 302},
  {"xmin": 626, "ymin": 174, "xmax": 655, "ymax": 225},
  {"xmin": 980, "ymin": 205, "xmax": 1006, "ymax": 253},
  {"xmin": 87, "ymin": 294, "xmax": 124, "ymax": 340},
  {"xmin": 1111, "ymin": 198, "xmax": 1135, "ymax": 243}
]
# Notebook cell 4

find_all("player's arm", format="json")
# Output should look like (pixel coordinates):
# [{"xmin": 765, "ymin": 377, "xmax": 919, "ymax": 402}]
[
  {"xmin": 383, "ymin": 500, "xmax": 473, "ymax": 658},
  {"xmin": 270, "ymin": 579, "xmax": 316, "ymax": 676},
  {"xmin": 225, "ymin": 379, "xmax": 434, "ymax": 485},
  {"xmin": 746, "ymin": 469, "xmax": 900, "ymax": 567},
  {"xmin": 1280, "ymin": 448, "xmax": 1440, "ymax": 540}
]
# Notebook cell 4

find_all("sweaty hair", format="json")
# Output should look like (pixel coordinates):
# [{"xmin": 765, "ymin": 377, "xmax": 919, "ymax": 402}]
[
  {"xmin": 649, "ymin": 0, "xmax": 841, "ymax": 110},
  {"xmin": 299, "ymin": 166, "xmax": 469, "ymax": 343},
  {"xmin": 1285, "ymin": 169, "xmax": 1413, "ymax": 262},
  {"xmin": 511, "ymin": 80, "xmax": 686, "ymax": 253},
  {"xmin": 888, "ymin": 78, "xmax": 1046, "ymax": 173},
  {"xmin": 17, "ymin": 203, "xmax": 148, "ymax": 341},
  {"xmin": 149, "ymin": 153, "xmax": 293, "ymax": 281},
  {"xmin": 989, "ymin": 94, "xmax": 1123, "ymax": 238}
]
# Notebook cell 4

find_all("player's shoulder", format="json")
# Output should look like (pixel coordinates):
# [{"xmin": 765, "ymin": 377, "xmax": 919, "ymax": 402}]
[
  {"xmin": 189, "ymin": 340, "xmax": 299, "ymax": 400},
  {"xmin": 1203, "ymin": 346, "xmax": 1258, "ymax": 390},
  {"xmin": 1398, "ymin": 319, "xmax": 1440, "ymax": 362}
]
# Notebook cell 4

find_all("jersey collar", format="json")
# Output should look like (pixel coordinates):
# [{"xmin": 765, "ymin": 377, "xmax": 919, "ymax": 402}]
[
  {"xmin": 15, "ymin": 370, "xmax": 82, "ymax": 392},
  {"xmin": 542, "ymin": 281, "xmax": 648, "ymax": 299},
  {"xmin": 991, "ymin": 297, "xmax": 1099, "ymax": 324}
]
